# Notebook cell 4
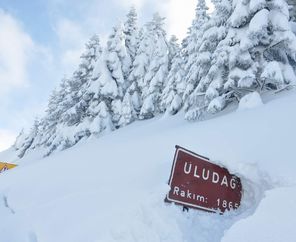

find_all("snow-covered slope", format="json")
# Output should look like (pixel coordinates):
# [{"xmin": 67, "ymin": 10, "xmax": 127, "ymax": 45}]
[{"xmin": 0, "ymin": 90, "xmax": 296, "ymax": 242}]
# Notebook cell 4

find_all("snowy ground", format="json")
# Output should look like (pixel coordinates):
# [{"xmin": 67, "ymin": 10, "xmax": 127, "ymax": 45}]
[{"xmin": 0, "ymin": 90, "xmax": 296, "ymax": 242}]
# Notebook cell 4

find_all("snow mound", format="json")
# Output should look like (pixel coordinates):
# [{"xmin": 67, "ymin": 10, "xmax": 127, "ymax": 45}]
[{"xmin": 238, "ymin": 92, "xmax": 263, "ymax": 111}]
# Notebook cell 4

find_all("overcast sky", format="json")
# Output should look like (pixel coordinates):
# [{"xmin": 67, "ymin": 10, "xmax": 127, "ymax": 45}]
[{"xmin": 0, "ymin": 0, "xmax": 213, "ymax": 152}]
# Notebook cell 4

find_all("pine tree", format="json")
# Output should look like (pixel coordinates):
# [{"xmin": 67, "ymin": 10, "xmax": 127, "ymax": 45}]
[
  {"xmin": 64, "ymin": 35, "xmax": 102, "ymax": 126},
  {"xmin": 184, "ymin": 0, "xmax": 240, "ymax": 120},
  {"xmin": 105, "ymin": 23, "xmax": 134, "ymax": 126},
  {"xmin": 118, "ymin": 91, "xmax": 137, "ymax": 126},
  {"xmin": 89, "ymin": 101, "xmax": 114, "ymax": 135},
  {"xmin": 47, "ymin": 36, "xmax": 103, "ymax": 150},
  {"xmin": 128, "ymin": 28, "xmax": 147, "ymax": 114},
  {"xmin": 43, "ymin": 78, "xmax": 75, "ymax": 155},
  {"xmin": 182, "ymin": 0, "xmax": 223, "ymax": 120},
  {"xmin": 126, "ymin": 80, "xmax": 141, "ymax": 114},
  {"xmin": 16, "ymin": 119, "xmax": 40, "ymax": 158},
  {"xmin": 161, "ymin": 52, "xmax": 185, "ymax": 115},
  {"xmin": 160, "ymin": 36, "xmax": 185, "ymax": 114},
  {"xmin": 182, "ymin": 0, "xmax": 209, "ymax": 101},
  {"xmin": 139, "ymin": 13, "xmax": 170, "ymax": 119},
  {"xmin": 106, "ymin": 23, "xmax": 131, "ymax": 92},
  {"xmin": 13, "ymin": 129, "xmax": 25, "ymax": 152},
  {"xmin": 84, "ymin": 48, "xmax": 119, "ymax": 132},
  {"xmin": 38, "ymin": 36, "xmax": 103, "ymax": 155},
  {"xmin": 124, "ymin": 6, "xmax": 139, "ymax": 64}
]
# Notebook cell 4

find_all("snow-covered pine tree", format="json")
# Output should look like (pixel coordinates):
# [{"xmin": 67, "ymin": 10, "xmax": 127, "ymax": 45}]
[
  {"xmin": 161, "ymin": 52, "xmax": 185, "ymax": 115},
  {"xmin": 182, "ymin": 0, "xmax": 210, "ymax": 101},
  {"xmin": 40, "ymin": 78, "xmax": 75, "ymax": 155},
  {"xmin": 124, "ymin": 6, "xmax": 139, "ymax": 65},
  {"xmin": 121, "ymin": 7, "xmax": 140, "ymax": 128},
  {"xmin": 89, "ymin": 100, "xmax": 114, "ymax": 135},
  {"xmin": 46, "ymin": 85, "xmax": 68, "ymax": 128},
  {"xmin": 32, "ymin": 79, "xmax": 68, "ymax": 154},
  {"xmin": 46, "ymin": 35, "xmax": 103, "ymax": 152},
  {"xmin": 84, "ymin": 35, "xmax": 102, "ymax": 65},
  {"xmin": 69, "ymin": 37, "xmax": 118, "ymax": 137},
  {"xmin": 186, "ymin": 0, "xmax": 296, "ymax": 119},
  {"xmin": 139, "ymin": 13, "xmax": 170, "ymax": 119},
  {"xmin": 63, "ymin": 35, "xmax": 102, "ymax": 127},
  {"xmin": 105, "ymin": 23, "xmax": 133, "ymax": 126},
  {"xmin": 127, "ymin": 28, "xmax": 147, "ymax": 115},
  {"xmin": 106, "ymin": 23, "xmax": 131, "ymax": 92},
  {"xmin": 160, "ymin": 36, "xmax": 186, "ymax": 114},
  {"xmin": 81, "ymin": 77, "xmax": 115, "ymax": 136},
  {"xmin": 183, "ymin": 0, "xmax": 230, "ymax": 121},
  {"xmin": 126, "ymin": 79, "xmax": 142, "ymax": 115},
  {"xmin": 118, "ymin": 91, "xmax": 137, "ymax": 126},
  {"xmin": 81, "ymin": 69, "xmax": 102, "ymax": 135},
  {"xmin": 16, "ymin": 118, "xmax": 40, "ymax": 158},
  {"xmin": 13, "ymin": 129, "xmax": 25, "ymax": 153}
]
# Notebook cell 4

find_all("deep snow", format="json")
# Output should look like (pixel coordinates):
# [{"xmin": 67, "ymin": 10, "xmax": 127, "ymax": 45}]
[{"xmin": 0, "ymin": 89, "xmax": 296, "ymax": 242}]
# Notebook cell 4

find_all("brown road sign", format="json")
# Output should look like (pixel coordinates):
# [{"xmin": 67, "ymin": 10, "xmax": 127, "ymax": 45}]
[
  {"xmin": 0, "ymin": 162, "xmax": 17, "ymax": 174},
  {"xmin": 166, "ymin": 146, "xmax": 242, "ymax": 213}
]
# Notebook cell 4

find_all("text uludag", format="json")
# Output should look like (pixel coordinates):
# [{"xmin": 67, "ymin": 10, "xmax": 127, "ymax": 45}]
[{"xmin": 183, "ymin": 162, "xmax": 238, "ymax": 189}]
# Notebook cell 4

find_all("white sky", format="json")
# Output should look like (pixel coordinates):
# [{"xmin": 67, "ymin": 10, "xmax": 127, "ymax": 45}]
[{"xmin": 0, "ymin": 0, "xmax": 213, "ymax": 152}]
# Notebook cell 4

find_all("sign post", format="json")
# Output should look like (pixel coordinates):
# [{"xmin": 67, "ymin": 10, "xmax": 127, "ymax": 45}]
[
  {"xmin": 166, "ymin": 146, "xmax": 242, "ymax": 213},
  {"xmin": 0, "ymin": 162, "xmax": 17, "ymax": 174}
]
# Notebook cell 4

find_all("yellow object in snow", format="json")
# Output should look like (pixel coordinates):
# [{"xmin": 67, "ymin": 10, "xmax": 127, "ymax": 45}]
[{"xmin": 0, "ymin": 162, "xmax": 17, "ymax": 174}]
